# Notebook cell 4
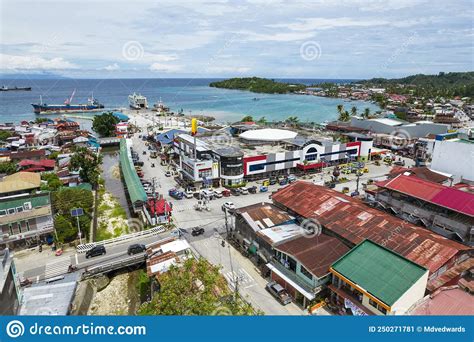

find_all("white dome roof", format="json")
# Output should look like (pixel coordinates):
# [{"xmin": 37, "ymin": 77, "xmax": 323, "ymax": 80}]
[{"xmin": 239, "ymin": 128, "xmax": 297, "ymax": 142}]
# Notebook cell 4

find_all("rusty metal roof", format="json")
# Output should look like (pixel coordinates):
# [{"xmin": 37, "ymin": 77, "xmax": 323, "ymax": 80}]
[
  {"xmin": 272, "ymin": 181, "xmax": 470, "ymax": 274},
  {"xmin": 235, "ymin": 202, "xmax": 293, "ymax": 230},
  {"xmin": 274, "ymin": 233, "xmax": 350, "ymax": 278}
]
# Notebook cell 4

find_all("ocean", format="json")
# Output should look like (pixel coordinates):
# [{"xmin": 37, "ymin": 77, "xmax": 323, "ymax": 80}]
[{"xmin": 0, "ymin": 78, "xmax": 379, "ymax": 124}]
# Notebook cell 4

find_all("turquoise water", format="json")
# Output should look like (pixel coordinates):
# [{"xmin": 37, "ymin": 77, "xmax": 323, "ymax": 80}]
[{"xmin": 0, "ymin": 78, "xmax": 379, "ymax": 123}]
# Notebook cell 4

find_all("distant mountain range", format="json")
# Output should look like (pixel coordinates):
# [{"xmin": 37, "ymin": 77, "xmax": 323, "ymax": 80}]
[{"xmin": 0, "ymin": 72, "xmax": 69, "ymax": 80}]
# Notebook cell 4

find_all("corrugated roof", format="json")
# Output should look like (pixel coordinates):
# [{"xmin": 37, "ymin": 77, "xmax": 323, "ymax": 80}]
[
  {"xmin": 331, "ymin": 240, "xmax": 428, "ymax": 306},
  {"xmin": 119, "ymin": 139, "xmax": 147, "ymax": 205},
  {"xmin": 236, "ymin": 202, "xmax": 293, "ymax": 230},
  {"xmin": 388, "ymin": 166, "xmax": 449, "ymax": 184},
  {"xmin": 381, "ymin": 174, "xmax": 474, "ymax": 217},
  {"xmin": 0, "ymin": 172, "xmax": 41, "ymax": 194},
  {"xmin": 275, "ymin": 234, "xmax": 350, "ymax": 278},
  {"xmin": 272, "ymin": 181, "xmax": 470, "ymax": 274},
  {"xmin": 410, "ymin": 287, "xmax": 474, "ymax": 315}
]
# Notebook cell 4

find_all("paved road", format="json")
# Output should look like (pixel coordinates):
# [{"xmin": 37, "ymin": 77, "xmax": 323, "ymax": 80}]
[{"xmin": 17, "ymin": 231, "xmax": 171, "ymax": 282}]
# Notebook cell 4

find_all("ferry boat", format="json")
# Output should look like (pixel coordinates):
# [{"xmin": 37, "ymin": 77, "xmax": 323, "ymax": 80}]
[
  {"xmin": 128, "ymin": 93, "xmax": 148, "ymax": 109},
  {"xmin": 31, "ymin": 90, "xmax": 104, "ymax": 114}
]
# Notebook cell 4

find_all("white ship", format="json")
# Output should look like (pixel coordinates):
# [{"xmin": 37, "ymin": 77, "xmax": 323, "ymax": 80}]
[
  {"xmin": 128, "ymin": 93, "xmax": 148, "ymax": 109},
  {"xmin": 152, "ymin": 97, "xmax": 170, "ymax": 114}
]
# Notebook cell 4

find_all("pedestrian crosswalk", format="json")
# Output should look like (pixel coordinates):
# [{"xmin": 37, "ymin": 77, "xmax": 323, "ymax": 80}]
[
  {"xmin": 44, "ymin": 257, "xmax": 71, "ymax": 279},
  {"xmin": 223, "ymin": 268, "xmax": 255, "ymax": 289}
]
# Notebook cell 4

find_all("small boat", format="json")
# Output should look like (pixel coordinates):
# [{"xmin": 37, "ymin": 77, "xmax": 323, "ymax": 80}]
[
  {"xmin": 129, "ymin": 93, "xmax": 148, "ymax": 109},
  {"xmin": 31, "ymin": 90, "xmax": 104, "ymax": 114},
  {"xmin": 1, "ymin": 85, "xmax": 32, "ymax": 91},
  {"xmin": 152, "ymin": 98, "xmax": 170, "ymax": 113}
]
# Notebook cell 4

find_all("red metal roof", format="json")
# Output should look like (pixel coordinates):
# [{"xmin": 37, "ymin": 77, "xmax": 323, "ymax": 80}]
[
  {"xmin": 18, "ymin": 159, "xmax": 55, "ymax": 169},
  {"xmin": 381, "ymin": 174, "xmax": 474, "ymax": 217},
  {"xmin": 272, "ymin": 181, "xmax": 470, "ymax": 274}
]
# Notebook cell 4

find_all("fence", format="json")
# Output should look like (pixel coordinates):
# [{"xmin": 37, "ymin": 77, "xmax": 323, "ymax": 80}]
[{"xmin": 76, "ymin": 226, "xmax": 165, "ymax": 253}]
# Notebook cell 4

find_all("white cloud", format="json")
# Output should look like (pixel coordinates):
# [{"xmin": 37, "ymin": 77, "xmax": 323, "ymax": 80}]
[
  {"xmin": 267, "ymin": 17, "xmax": 389, "ymax": 31},
  {"xmin": 0, "ymin": 54, "xmax": 78, "ymax": 70},
  {"xmin": 236, "ymin": 30, "xmax": 316, "ymax": 42},
  {"xmin": 149, "ymin": 62, "xmax": 182, "ymax": 72},
  {"xmin": 144, "ymin": 53, "xmax": 178, "ymax": 62},
  {"xmin": 205, "ymin": 66, "xmax": 251, "ymax": 73},
  {"xmin": 103, "ymin": 63, "xmax": 120, "ymax": 71}
]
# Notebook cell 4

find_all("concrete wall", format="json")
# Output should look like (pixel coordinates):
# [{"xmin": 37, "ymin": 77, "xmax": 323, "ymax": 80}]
[
  {"xmin": 431, "ymin": 139, "xmax": 474, "ymax": 183},
  {"xmin": 391, "ymin": 270, "xmax": 429, "ymax": 315}
]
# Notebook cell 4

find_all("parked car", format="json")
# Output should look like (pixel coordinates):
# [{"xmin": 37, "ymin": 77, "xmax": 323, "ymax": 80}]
[
  {"xmin": 269, "ymin": 177, "xmax": 277, "ymax": 185},
  {"xmin": 201, "ymin": 189, "xmax": 214, "ymax": 200},
  {"xmin": 260, "ymin": 185, "xmax": 268, "ymax": 192},
  {"xmin": 213, "ymin": 190, "xmax": 223, "ymax": 198},
  {"xmin": 288, "ymin": 174, "xmax": 297, "ymax": 183},
  {"xmin": 184, "ymin": 190, "xmax": 193, "ymax": 199},
  {"xmin": 262, "ymin": 179, "xmax": 270, "ymax": 186},
  {"xmin": 168, "ymin": 188, "xmax": 184, "ymax": 200},
  {"xmin": 222, "ymin": 201, "xmax": 236, "ymax": 212},
  {"xmin": 222, "ymin": 189, "xmax": 231, "ymax": 197},
  {"xmin": 165, "ymin": 171, "xmax": 172, "ymax": 177},
  {"xmin": 191, "ymin": 227, "xmax": 205, "ymax": 236},
  {"xmin": 142, "ymin": 151, "xmax": 146, "ymax": 155},
  {"xmin": 248, "ymin": 186, "xmax": 257, "ymax": 194},
  {"xmin": 86, "ymin": 245, "xmax": 106, "ymax": 259},
  {"xmin": 127, "ymin": 244, "xmax": 146, "ymax": 255},
  {"xmin": 265, "ymin": 281, "xmax": 292, "ymax": 305},
  {"xmin": 230, "ymin": 188, "xmax": 240, "ymax": 196},
  {"xmin": 279, "ymin": 177, "xmax": 288, "ymax": 186},
  {"xmin": 240, "ymin": 187, "xmax": 249, "ymax": 195}
]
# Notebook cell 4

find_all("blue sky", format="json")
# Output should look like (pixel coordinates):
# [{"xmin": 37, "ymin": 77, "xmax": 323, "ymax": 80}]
[{"xmin": 1, "ymin": 0, "xmax": 473, "ymax": 79}]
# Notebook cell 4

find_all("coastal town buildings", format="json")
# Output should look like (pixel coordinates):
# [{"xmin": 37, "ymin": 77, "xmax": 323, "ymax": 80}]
[
  {"xmin": 329, "ymin": 239, "xmax": 429, "ymax": 316},
  {"xmin": 0, "ymin": 248, "xmax": 19, "ymax": 315}
]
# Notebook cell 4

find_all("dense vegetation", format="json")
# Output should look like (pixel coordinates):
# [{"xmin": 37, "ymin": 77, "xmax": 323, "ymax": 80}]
[
  {"xmin": 92, "ymin": 112, "xmax": 119, "ymax": 137},
  {"xmin": 0, "ymin": 161, "xmax": 17, "ymax": 175},
  {"xmin": 52, "ymin": 187, "xmax": 94, "ymax": 243},
  {"xmin": 210, "ymin": 77, "xmax": 306, "ymax": 94},
  {"xmin": 138, "ymin": 258, "xmax": 259, "ymax": 315},
  {"xmin": 69, "ymin": 146, "xmax": 103, "ymax": 187},
  {"xmin": 359, "ymin": 71, "xmax": 474, "ymax": 97}
]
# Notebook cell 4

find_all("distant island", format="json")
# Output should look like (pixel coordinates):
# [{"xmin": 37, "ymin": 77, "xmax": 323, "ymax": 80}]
[{"xmin": 209, "ymin": 77, "xmax": 306, "ymax": 94}]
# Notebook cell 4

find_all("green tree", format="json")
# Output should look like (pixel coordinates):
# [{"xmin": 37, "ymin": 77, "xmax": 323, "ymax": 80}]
[
  {"xmin": 256, "ymin": 116, "xmax": 267, "ymax": 125},
  {"xmin": 0, "ymin": 131, "xmax": 13, "ymax": 142},
  {"xmin": 69, "ymin": 147, "xmax": 102, "ymax": 187},
  {"xmin": 138, "ymin": 258, "xmax": 259, "ymax": 316},
  {"xmin": 351, "ymin": 106, "xmax": 357, "ymax": 116},
  {"xmin": 285, "ymin": 116, "xmax": 299, "ymax": 127},
  {"xmin": 363, "ymin": 108, "xmax": 371, "ymax": 118},
  {"xmin": 0, "ymin": 162, "xmax": 17, "ymax": 175},
  {"xmin": 337, "ymin": 104, "xmax": 344, "ymax": 116},
  {"xmin": 338, "ymin": 110, "xmax": 350, "ymax": 122},
  {"xmin": 240, "ymin": 115, "xmax": 254, "ymax": 122},
  {"xmin": 92, "ymin": 112, "xmax": 119, "ymax": 137},
  {"xmin": 54, "ymin": 215, "xmax": 77, "ymax": 243},
  {"xmin": 41, "ymin": 173, "xmax": 62, "ymax": 191}
]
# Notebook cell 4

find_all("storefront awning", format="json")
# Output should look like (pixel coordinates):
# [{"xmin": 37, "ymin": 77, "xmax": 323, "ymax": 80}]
[{"xmin": 266, "ymin": 263, "xmax": 315, "ymax": 300}]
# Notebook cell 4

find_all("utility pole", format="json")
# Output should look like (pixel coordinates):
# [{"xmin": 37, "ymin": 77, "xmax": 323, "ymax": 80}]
[
  {"xmin": 224, "ymin": 208, "xmax": 239, "ymax": 299},
  {"xmin": 152, "ymin": 177, "xmax": 158, "ymax": 225}
]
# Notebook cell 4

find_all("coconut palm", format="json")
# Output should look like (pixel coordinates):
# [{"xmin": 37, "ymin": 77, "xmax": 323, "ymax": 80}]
[
  {"xmin": 363, "ymin": 108, "xmax": 371, "ymax": 118},
  {"xmin": 351, "ymin": 106, "xmax": 357, "ymax": 117},
  {"xmin": 337, "ymin": 104, "xmax": 344, "ymax": 116},
  {"xmin": 285, "ymin": 116, "xmax": 299, "ymax": 127},
  {"xmin": 338, "ymin": 110, "xmax": 350, "ymax": 122}
]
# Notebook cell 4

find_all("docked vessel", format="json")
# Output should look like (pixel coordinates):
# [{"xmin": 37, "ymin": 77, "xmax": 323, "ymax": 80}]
[
  {"xmin": 31, "ymin": 90, "xmax": 104, "ymax": 114},
  {"xmin": 152, "ymin": 98, "xmax": 170, "ymax": 113},
  {"xmin": 128, "ymin": 93, "xmax": 148, "ymax": 109},
  {"xmin": 1, "ymin": 85, "xmax": 32, "ymax": 91}
]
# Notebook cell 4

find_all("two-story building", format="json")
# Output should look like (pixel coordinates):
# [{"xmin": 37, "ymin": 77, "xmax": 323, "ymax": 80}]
[
  {"xmin": 329, "ymin": 239, "xmax": 429, "ymax": 315},
  {"xmin": 0, "ymin": 172, "xmax": 54, "ymax": 249},
  {"xmin": 268, "ymin": 234, "xmax": 350, "ymax": 308}
]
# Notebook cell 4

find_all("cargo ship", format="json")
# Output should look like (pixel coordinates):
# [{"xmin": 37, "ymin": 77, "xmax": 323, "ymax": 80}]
[
  {"xmin": 0, "ymin": 85, "xmax": 32, "ymax": 91},
  {"xmin": 31, "ymin": 90, "xmax": 104, "ymax": 114}
]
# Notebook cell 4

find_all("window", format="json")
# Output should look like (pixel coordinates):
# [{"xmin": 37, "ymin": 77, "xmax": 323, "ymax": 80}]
[
  {"xmin": 198, "ymin": 168, "xmax": 212, "ymax": 179},
  {"xmin": 7, "ymin": 208, "xmax": 16, "ymax": 215},
  {"xmin": 0, "ymin": 210, "xmax": 6, "ymax": 216},
  {"xmin": 249, "ymin": 164, "xmax": 265, "ymax": 172},
  {"xmin": 287, "ymin": 256, "xmax": 297, "ymax": 272},
  {"xmin": 25, "ymin": 221, "xmax": 30, "ymax": 232},
  {"xmin": 300, "ymin": 265, "xmax": 313, "ymax": 280},
  {"xmin": 16, "ymin": 207, "xmax": 23, "ymax": 213},
  {"xmin": 369, "ymin": 298, "xmax": 387, "ymax": 314}
]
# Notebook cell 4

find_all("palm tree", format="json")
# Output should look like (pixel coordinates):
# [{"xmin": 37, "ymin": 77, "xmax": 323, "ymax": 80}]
[
  {"xmin": 351, "ymin": 106, "xmax": 357, "ymax": 117},
  {"xmin": 338, "ymin": 110, "xmax": 350, "ymax": 122},
  {"xmin": 257, "ymin": 116, "xmax": 267, "ymax": 125},
  {"xmin": 285, "ymin": 116, "xmax": 299, "ymax": 128},
  {"xmin": 337, "ymin": 104, "xmax": 344, "ymax": 116},
  {"xmin": 363, "ymin": 108, "xmax": 371, "ymax": 118}
]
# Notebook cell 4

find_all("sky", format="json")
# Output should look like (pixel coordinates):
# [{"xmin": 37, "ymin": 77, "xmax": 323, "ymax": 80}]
[{"xmin": 1, "ymin": 0, "xmax": 473, "ymax": 79}]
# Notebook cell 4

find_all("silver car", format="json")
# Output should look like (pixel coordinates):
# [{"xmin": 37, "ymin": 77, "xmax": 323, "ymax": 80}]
[{"xmin": 266, "ymin": 281, "xmax": 292, "ymax": 305}]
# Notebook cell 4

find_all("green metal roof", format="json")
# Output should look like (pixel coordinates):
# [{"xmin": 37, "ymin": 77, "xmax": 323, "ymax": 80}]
[
  {"xmin": 0, "ymin": 193, "xmax": 50, "ymax": 211},
  {"xmin": 119, "ymin": 139, "xmax": 147, "ymax": 206},
  {"xmin": 331, "ymin": 239, "xmax": 428, "ymax": 306}
]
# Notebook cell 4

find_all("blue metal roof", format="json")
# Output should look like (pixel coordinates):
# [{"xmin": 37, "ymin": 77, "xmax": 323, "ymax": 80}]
[{"xmin": 112, "ymin": 112, "xmax": 129, "ymax": 121}]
